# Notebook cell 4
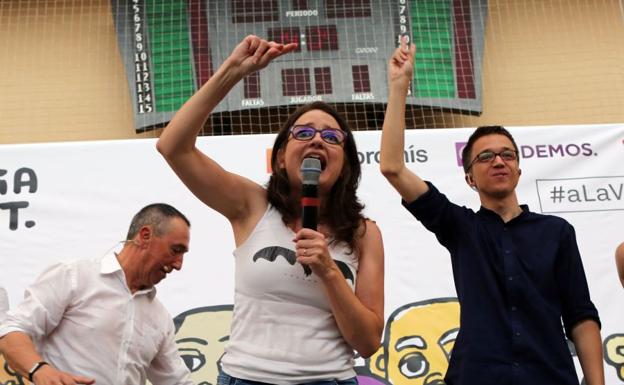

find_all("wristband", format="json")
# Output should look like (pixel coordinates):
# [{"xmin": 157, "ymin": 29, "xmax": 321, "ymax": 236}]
[{"xmin": 28, "ymin": 361, "xmax": 48, "ymax": 382}]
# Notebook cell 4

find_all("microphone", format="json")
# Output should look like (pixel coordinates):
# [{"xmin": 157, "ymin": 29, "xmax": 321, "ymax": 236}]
[{"xmin": 300, "ymin": 158, "xmax": 321, "ymax": 230}]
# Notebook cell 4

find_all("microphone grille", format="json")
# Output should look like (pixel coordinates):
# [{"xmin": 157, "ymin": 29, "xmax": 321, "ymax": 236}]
[{"xmin": 301, "ymin": 158, "xmax": 321, "ymax": 185}]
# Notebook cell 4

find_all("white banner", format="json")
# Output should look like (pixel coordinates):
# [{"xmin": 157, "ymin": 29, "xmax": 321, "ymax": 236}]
[{"xmin": 1, "ymin": 124, "xmax": 623, "ymax": 384}]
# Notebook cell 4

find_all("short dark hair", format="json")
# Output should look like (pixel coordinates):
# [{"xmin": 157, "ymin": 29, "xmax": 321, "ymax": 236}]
[
  {"xmin": 126, "ymin": 203, "xmax": 190, "ymax": 240},
  {"xmin": 461, "ymin": 125, "xmax": 519, "ymax": 173}
]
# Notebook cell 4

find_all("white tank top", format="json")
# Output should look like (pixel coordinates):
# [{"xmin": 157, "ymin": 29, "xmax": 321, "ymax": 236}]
[{"xmin": 221, "ymin": 205, "xmax": 359, "ymax": 384}]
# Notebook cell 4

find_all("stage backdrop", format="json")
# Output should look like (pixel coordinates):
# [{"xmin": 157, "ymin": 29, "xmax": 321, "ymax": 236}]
[{"xmin": 1, "ymin": 124, "xmax": 623, "ymax": 385}]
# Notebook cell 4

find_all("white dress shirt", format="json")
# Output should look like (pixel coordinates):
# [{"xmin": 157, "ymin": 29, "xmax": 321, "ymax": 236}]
[{"xmin": 0, "ymin": 253, "xmax": 192, "ymax": 385}]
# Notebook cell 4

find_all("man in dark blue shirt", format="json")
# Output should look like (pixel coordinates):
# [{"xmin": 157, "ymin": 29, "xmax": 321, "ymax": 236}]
[{"xmin": 379, "ymin": 38, "xmax": 604, "ymax": 385}]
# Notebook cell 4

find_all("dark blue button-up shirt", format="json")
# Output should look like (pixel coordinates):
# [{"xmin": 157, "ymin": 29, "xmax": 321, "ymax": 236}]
[{"xmin": 403, "ymin": 182, "xmax": 600, "ymax": 385}]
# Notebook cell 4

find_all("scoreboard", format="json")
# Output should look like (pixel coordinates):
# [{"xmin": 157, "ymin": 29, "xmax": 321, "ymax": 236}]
[
  {"xmin": 112, "ymin": 0, "xmax": 487, "ymax": 131},
  {"xmin": 209, "ymin": 0, "xmax": 395, "ymax": 111}
]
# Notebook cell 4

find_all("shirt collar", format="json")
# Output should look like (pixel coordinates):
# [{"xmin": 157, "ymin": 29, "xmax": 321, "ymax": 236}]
[
  {"xmin": 100, "ymin": 252, "xmax": 123, "ymax": 275},
  {"xmin": 478, "ymin": 204, "xmax": 530, "ymax": 222},
  {"xmin": 99, "ymin": 252, "xmax": 157, "ymax": 298}
]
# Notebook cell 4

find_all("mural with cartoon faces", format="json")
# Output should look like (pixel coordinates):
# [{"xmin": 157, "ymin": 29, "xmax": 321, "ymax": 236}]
[
  {"xmin": 173, "ymin": 305, "xmax": 233, "ymax": 385},
  {"xmin": 604, "ymin": 333, "xmax": 624, "ymax": 381},
  {"xmin": 107, "ymin": 302, "xmax": 624, "ymax": 385},
  {"xmin": 366, "ymin": 298, "xmax": 460, "ymax": 385},
  {"xmin": 0, "ymin": 353, "xmax": 24, "ymax": 385}
]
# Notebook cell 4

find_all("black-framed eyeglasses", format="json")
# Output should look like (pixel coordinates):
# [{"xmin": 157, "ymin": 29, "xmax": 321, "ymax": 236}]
[
  {"xmin": 468, "ymin": 149, "xmax": 518, "ymax": 169},
  {"xmin": 289, "ymin": 125, "xmax": 347, "ymax": 145}
]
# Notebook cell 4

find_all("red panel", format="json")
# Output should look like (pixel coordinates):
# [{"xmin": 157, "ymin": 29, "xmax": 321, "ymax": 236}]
[
  {"xmin": 244, "ymin": 71, "xmax": 261, "ymax": 99},
  {"xmin": 268, "ymin": 27, "xmax": 302, "ymax": 52},
  {"xmin": 306, "ymin": 25, "xmax": 339, "ymax": 51},
  {"xmin": 187, "ymin": 0, "xmax": 212, "ymax": 87},
  {"xmin": 326, "ymin": 0, "xmax": 371, "ymax": 18},
  {"xmin": 314, "ymin": 67, "xmax": 332, "ymax": 95},
  {"xmin": 292, "ymin": 0, "xmax": 308, "ymax": 10},
  {"xmin": 352, "ymin": 65, "xmax": 370, "ymax": 93},
  {"xmin": 231, "ymin": 0, "xmax": 279, "ymax": 23},
  {"xmin": 453, "ymin": 0, "xmax": 476, "ymax": 99},
  {"xmin": 282, "ymin": 68, "xmax": 311, "ymax": 96}
]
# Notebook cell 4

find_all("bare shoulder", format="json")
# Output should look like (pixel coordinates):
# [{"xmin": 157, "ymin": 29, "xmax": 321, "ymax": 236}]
[
  {"xmin": 356, "ymin": 219, "xmax": 384, "ymax": 259},
  {"xmin": 362, "ymin": 219, "xmax": 382, "ymax": 240}
]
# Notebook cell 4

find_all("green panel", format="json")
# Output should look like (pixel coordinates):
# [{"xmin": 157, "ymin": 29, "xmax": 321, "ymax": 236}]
[
  {"xmin": 146, "ymin": 0, "xmax": 195, "ymax": 112},
  {"xmin": 410, "ymin": 0, "xmax": 455, "ymax": 98}
]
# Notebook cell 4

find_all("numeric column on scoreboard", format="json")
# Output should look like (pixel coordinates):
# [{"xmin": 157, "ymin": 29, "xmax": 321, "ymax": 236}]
[
  {"xmin": 112, "ymin": 0, "xmax": 199, "ymax": 131},
  {"xmin": 131, "ymin": 0, "xmax": 154, "ymax": 115}
]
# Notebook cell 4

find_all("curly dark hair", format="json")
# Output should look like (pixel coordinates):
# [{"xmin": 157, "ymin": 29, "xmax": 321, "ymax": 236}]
[{"xmin": 266, "ymin": 102, "xmax": 366, "ymax": 253}]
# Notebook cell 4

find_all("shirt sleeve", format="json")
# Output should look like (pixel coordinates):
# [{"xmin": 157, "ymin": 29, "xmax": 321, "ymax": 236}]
[
  {"xmin": 147, "ymin": 319, "xmax": 193, "ymax": 385},
  {"xmin": 0, "ymin": 262, "xmax": 76, "ymax": 341},
  {"xmin": 401, "ymin": 181, "xmax": 466, "ymax": 251},
  {"xmin": 555, "ymin": 222, "xmax": 601, "ymax": 339}
]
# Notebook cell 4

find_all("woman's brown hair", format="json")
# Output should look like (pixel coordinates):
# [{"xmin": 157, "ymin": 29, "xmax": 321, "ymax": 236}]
[{"xmin": 266, "ymin": 102, "xmax": 365, "ymax": 253}]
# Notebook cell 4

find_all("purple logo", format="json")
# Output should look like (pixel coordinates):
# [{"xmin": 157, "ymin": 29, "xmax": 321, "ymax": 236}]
[
  {"xmin": 455, "ymin": 142, "xmax": 467, "ymax": 167},
  {"xmin": 520, "ymin": 143, "xmax": 594, "ymax": 158}
]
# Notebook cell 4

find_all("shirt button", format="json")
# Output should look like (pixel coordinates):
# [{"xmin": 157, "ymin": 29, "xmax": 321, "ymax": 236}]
[
  {"xmin": 513, "ymin": 362, "xmax": 519, "ymax": 367},
  {"xmin": 511, "ymin": 306, "xmax": 517, "ymax": 311},
  {"xmin": 515, "ymin": 332, "xmax": 521, "ymax": 337},
  {"xmin": 508, "ymin": 276, "xmax": 514, "ymax": 281},
  {"xmin": 504, "ymin": 250, "xmax": 510, "ymax": 254}
]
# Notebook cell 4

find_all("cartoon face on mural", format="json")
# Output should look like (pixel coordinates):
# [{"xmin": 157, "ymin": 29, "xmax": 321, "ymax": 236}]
[
  {"xmin": 0, "ymin": 353, "xmax": 24, "ymax": 385},
  {"xmin": 173, "ymin": 305, "xmax": 233, "ymax": 385},
  {"xmin": 604, "ymin": 333, "xmax": 624, "ymax": 381},
  {"xmin": 368, "ymin": 299, "xmax": 460, "ymax": 385}
]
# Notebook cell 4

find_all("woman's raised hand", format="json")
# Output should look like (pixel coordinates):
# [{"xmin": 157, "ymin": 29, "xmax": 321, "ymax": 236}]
[{"xmin": 226, "ymin": 35, "xmax": 298, "ymax": 78}]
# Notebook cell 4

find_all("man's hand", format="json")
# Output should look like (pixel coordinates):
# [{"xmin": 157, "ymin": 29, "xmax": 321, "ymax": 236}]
[
  {"xmin": 387, "ymin": 35, "xmax": 416, "ymax": 89},
  {"xmin": 32, "ymin": 364, "xmax": 95, "ymax": 385}
]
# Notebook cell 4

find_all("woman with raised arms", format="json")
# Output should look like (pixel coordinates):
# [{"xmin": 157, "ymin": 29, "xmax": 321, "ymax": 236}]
[{"xmin": 157, "ymin": 35, "xmax": 384, "ymax": 385}]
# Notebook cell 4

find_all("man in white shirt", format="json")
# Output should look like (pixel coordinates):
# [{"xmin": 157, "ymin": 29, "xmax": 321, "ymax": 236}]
[{"xmin": 0, "ymin": 203, "xmax": 194, "ymax": 385}]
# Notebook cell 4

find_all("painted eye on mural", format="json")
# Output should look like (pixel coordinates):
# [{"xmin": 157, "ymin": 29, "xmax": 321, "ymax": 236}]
[
  {"xmin": 398, "ymin": 353, "xmax": 429, "ymax": 378},
  {"xmin": 438, "ymin": 328, "xmax": 459, "ymax": 361},
  {"xmin": 178, "ymin": 348, "xmax": 206, "ymax": 372}
]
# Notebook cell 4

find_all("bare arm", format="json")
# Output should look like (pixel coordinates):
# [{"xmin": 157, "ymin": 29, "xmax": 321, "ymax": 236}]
[
  {"xmin": 0, "ymin": 331, "xmax": 94, "ymax": 385},
  {"xmin": 379, "ymin": 37, "xmax": 429, "ymax": 203},
  {"xmin": 571, "ymin": 319, "xmax": 604, "ymax": 385},
  {"xmin": 156, "ymin": 36, "xmax": 297, "ymax": 230},
  {"xmin": 294, "ymin": 221, "xmax": 384, "ymax": 358},
  {"xmin": 616, "ymin": 242, "xmax": 624, "ymax": 287}
]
